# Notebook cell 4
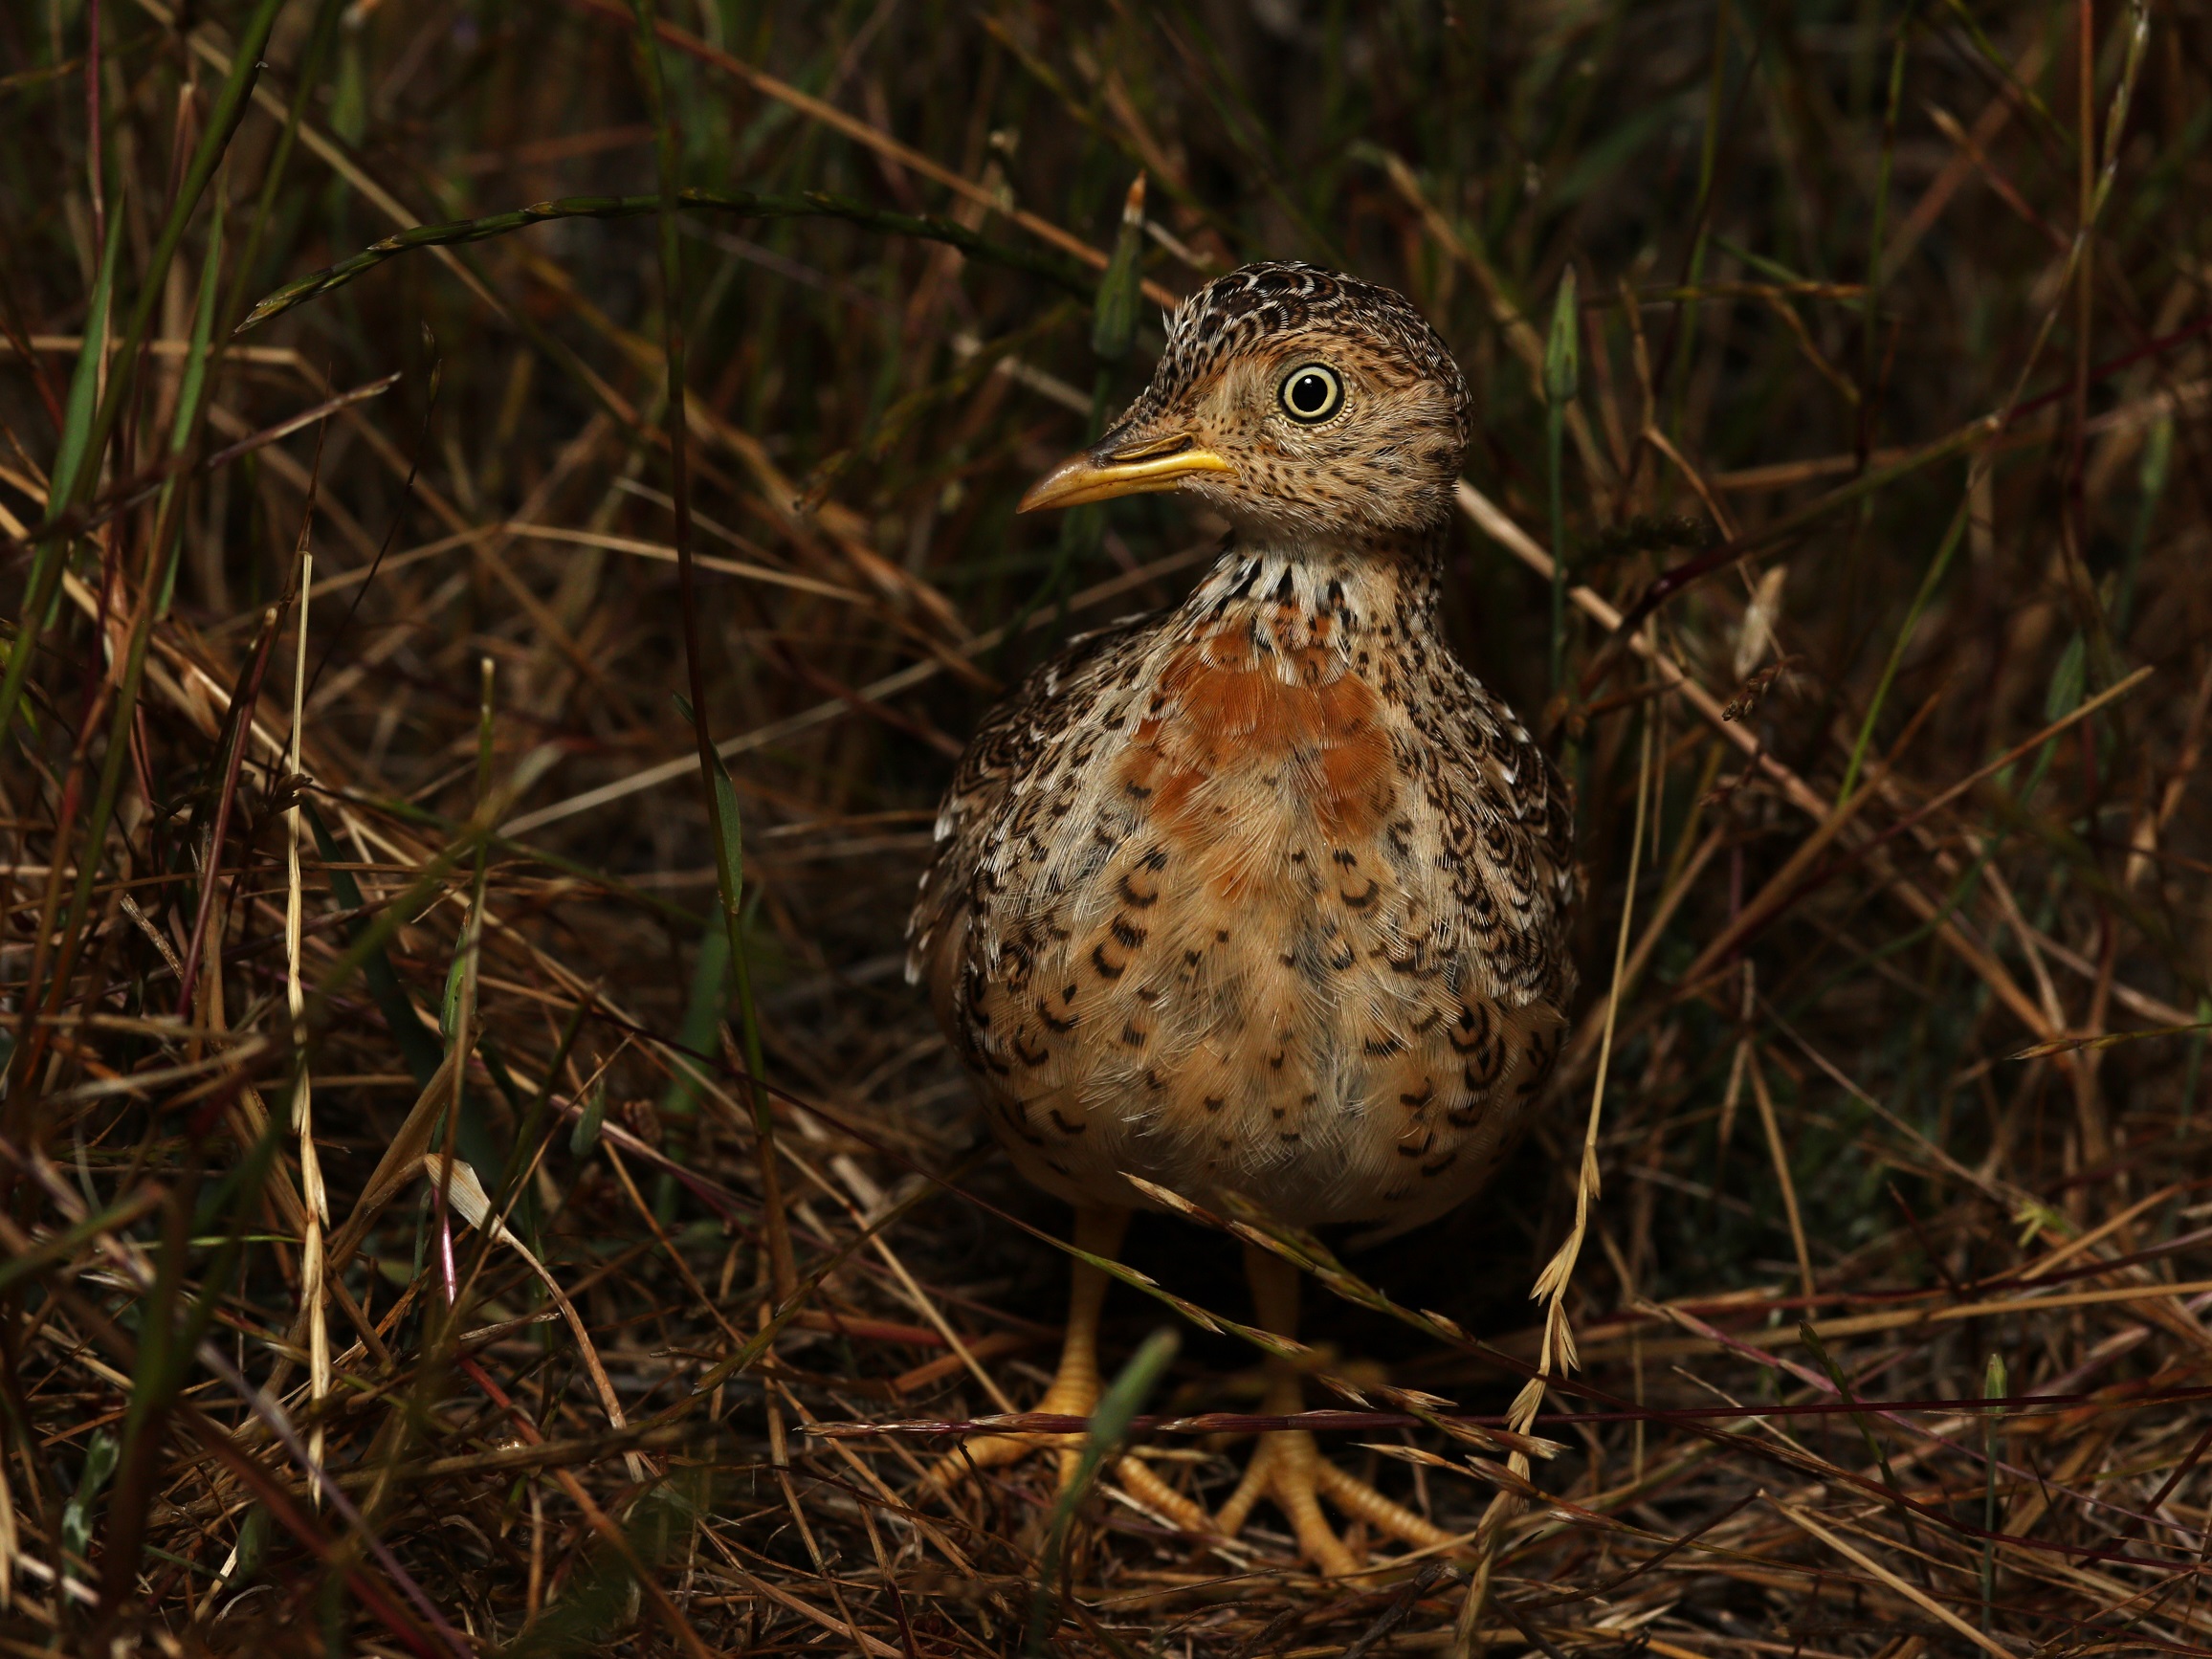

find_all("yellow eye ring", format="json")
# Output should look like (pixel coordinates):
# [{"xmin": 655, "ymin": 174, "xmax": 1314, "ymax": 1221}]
[{"xmin": 1277, "ymin": 363, "xmax": 1345, "ymax": 424}]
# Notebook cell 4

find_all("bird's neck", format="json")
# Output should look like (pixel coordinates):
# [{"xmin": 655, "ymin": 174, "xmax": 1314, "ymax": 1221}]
[{"xmin": 1184, "ymin": 524, "xmax": 1446, "ymax": 653}]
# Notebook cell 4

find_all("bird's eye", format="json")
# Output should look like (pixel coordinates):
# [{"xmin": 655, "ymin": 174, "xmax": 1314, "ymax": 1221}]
[{"xmin": 1278, "ymin": 363, "xmax": 1344, "ymax": 424}]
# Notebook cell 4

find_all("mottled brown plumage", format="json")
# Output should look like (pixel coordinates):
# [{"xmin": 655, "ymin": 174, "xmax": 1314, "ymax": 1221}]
[{"xmin": 908, "ymin": 260, "xmax": 1577, "ymax": 1573}]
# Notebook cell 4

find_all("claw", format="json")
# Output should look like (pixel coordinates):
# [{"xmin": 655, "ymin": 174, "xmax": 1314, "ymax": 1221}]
[
  {"xmin": 1210, "ymin": 1244, "xmax": 1464, "ymax": 1575},
  {"xmin": 920, "ymin": 1210, "xmax": 1462, "ymax": 1578},
  {"xmin": 924, "ymin": 1205, "xmax": 1203, "ymax": 1521},
  {"xmin": 1203, "ymin": 1426, "xmax": 1457, "ymax": 1576}
]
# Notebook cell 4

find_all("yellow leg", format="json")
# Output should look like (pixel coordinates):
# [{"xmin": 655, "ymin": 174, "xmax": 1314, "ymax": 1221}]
[
  {"xmin": 1209, "ymin": 1244, "xmax": 1459, "ymax": 1576},
  {"xmin": 926, "ymin": 1206, "xmax": 1213, "ymax": 1531},
  {"xmin": 1041, "ymin": 1201, "xmax": 1121, "ymax": 1487},
  {"xmin": 930, "ymin": 1203, "xmax": 1126, "ymax": 1487}
]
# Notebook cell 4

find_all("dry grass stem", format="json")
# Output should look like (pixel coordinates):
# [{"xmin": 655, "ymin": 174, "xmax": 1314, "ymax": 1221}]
[{"xmin": 5, "ymin": 3, "xmax": 2209, "ymax": 1651}]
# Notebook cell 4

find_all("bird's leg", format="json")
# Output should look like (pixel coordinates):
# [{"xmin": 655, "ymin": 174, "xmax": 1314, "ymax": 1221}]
[
  {"xmin": 926, "ymin": 1207, "xmax": 1210, "ymax": 1528},
  {"xmin": 1208, "ymin": 1243, "xmax": 1460, "ymax": 1577},
  {"xmin": 931, "ymin": 1203, "xmax": 1125, "ymax": 1482},
  {"xmin": 1031, "ymin": 1200, "xmax": 1125, "ymax": 1482}
]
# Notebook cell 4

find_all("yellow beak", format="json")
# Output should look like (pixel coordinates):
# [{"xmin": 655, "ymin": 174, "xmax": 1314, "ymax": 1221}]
[{"xmin": 1016, "ymin": 434, "xmax": 1236, "ymax": 513}]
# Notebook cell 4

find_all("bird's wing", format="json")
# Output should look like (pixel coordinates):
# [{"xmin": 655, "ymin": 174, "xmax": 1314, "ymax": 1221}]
[
  {"xmin": 1431, "ymin": 662, "xmax": 1582, "ymax": 1011},
  {"xmin": 904, "ymin": 612, "xmax": 1159, "ymax": 998}
]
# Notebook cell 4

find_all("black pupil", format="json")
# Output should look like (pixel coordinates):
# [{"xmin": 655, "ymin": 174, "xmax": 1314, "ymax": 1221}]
[{"xmin": 1291, "ymin": 371, "xmax": 1331, "ymax": 414}]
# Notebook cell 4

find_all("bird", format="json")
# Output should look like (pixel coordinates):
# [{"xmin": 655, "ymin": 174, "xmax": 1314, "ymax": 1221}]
[{"xmin": 907, "ymin": 259, "xmax": 1577, "ymax": 1575}]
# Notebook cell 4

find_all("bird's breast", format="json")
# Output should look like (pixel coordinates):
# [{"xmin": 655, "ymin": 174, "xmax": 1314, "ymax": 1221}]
[
  {"xmin": 1117, "ymin": 621, "xmax": 1399, "ymax": 865},
  {"xmin": 952, "ymin": 614, "xmax": 1556, "ymax": 1229}
]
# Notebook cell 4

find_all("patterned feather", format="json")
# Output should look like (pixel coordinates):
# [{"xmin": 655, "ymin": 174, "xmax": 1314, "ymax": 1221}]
[{"xmin": 910, "ymin": 261, "xmax": 1576, "ymax": 1233}]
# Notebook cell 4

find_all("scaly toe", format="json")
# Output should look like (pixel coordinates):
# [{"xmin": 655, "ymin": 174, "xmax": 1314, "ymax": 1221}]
[
  {"xmin": 925, "ymin": 1433, "xmax": 1214, "ymax": 1543},
  {"xmin": 1204, "ymin": 1430, "xmax": 1464, "ymax": 1576},
  {"xmin": 924, "ymin": 1377, "xmax": 1098, "ymax": 1492},
  {"xmin": 1313, "ymin": 1459, "xmax": 1461, "ymax": 1553},
  {"xmin": 1267, "ymin": 1429, "xmax": 1361, "ymax": 1577},
  {"xmin": 923, "ymin": 1428, "xmax": 1077, "ymax": 1489},
  {"xmin": 1111, "ymin": 1454, "xmax": 1215, "ymax": 1535},
  {"xmin": 1210, "ymin": 1430, "xmax": 1277, "ymax": 1538}
]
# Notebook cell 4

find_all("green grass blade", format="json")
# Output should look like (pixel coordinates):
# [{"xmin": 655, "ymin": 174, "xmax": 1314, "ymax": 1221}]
[
  {"xmin": 1837, "ymin": 490, "xmax": 1969, "ymax": 801},
  {"xmin": 42, "ymin": 209, "xmax": 230, "ymax": 1020},
  {"xmin": 0, "ymin": 0, "xmax": 284, "ymax": 753},
  {"xmin": 47, "ymin": 210, "xmax": 124, "ymax": 511},
  {"xmin": 658, "ymin": 919, "xmax": 728, "ymax": 1126},
  {"xmin": 703, "ymin": 742, "xmax": 771, "ymax": 1166},
  {"xmin": 297, "ymin": 745, "xmax": 559, "ymax": 1040},
  {"xmin": 0, "ymin": 205, "xmax": 124, "ymax": 763},
  {"xmin": 218, "ymin": 0, "xmax": 347, "ymax": 340},
  {"xmin": 634, "ymin": 0, "xmax": 793, "ymax": 1297},
  {"xmin": 62, "ymin": 0, "xmax": 284, "ymax": 520},
  {"xmin": 1544, "ymin": 267, "xmax": 1579, "ymax": 698},
  {"xmin": 1799, "ymin": 1321, "xmax": 1920, "ymax": 1552},
  {"xmin": 1025, "ymin": 1328, "xmax": 1180, "ymax": 1657}
]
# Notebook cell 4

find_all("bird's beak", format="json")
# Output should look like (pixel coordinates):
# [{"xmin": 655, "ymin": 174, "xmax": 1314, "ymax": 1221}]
[{"xmin": 1016, "ymin": 431, "xmax": 1235, "ymax": 513}]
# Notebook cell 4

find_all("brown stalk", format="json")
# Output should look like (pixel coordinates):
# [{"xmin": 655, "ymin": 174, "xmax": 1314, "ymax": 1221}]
[
  {"xmin": 169, "ymin": 597, "xmax": 288, "ymax": 1021},
  {"xmin": 1746, "ymin": 1048, "xmax": 1817, "ymax": 1309}
]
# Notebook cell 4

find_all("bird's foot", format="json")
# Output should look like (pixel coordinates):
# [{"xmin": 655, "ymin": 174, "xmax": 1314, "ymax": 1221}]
[
  {"xmin": 924, "ymin": 1375, "xmax": 1214, "ymax": 1534},
  {"xmin": 1208, "ymin": 1428, "xmax": 1461, "ymax": 1578},
  {"xmin": 925, "ymin": 1369, "xmax": 1096, "ymax": 1491}
]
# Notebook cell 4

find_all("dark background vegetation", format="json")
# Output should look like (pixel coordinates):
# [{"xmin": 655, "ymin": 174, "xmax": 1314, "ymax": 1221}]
[{"xmin": 3, "ymin": 0, "xmax": 2211, "ymax": 1652}]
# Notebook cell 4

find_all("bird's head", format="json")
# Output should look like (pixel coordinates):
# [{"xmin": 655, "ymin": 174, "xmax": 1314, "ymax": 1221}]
[{"xmin": 1019, "ymin": 261, "xmax": 1470, "ymax": 546}]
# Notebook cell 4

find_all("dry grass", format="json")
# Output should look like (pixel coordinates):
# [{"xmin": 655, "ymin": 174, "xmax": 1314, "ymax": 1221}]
[{"xmin": 4, "ymin": 0, "xmax": 2212, "ymax": 1653}]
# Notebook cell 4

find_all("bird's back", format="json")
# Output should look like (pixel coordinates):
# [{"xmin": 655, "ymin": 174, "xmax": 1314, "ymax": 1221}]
[{"xmin": 910, "ymin": 540, "xmax": 1575, "ymax": 1232}]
